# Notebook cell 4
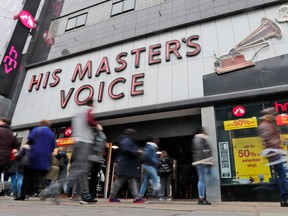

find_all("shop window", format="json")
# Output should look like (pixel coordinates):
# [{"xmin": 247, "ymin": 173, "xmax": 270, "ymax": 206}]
[
  {"xmin": 215, "ymin": 102, "xmax": 271, "ymax": 185},
  {"xmin": 111, "ymin": 0, "xmax": 135, "ymax": 17},
  {"xmin": 65, "ymin": 13, "xmax": 87, "ymax": 31}
]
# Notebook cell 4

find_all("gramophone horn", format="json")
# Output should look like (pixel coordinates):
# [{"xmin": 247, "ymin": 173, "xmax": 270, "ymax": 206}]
[{"xmin": 230, "ymin": 18, "xmax": 282, "ymax": 53}]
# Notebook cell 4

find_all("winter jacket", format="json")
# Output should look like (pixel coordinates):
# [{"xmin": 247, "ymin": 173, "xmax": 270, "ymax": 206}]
[
  {"xmin": 142, "ymin": 142, "xmax": 159, "ymax": 168},
  {"xmin": 0, "ymin": 124, "xmax": 17, "ymax": 171},
  {"xmin": 159, "ymin": 156, "xmax": 173, "ymax": 176},
  {"xmin": 28, "ymin": 126, "xmax": 55, "ymax": 171},
  {"xmin": 191, "ymin": 133, "xmax": 214, "ymax": 166},
  {"xmin": 115, "ymin": 135, "xmax": 142, "ymax": 178},
  {"xmin": 88, "ymin": 130, "xmax": 107, "ymax": 164}
]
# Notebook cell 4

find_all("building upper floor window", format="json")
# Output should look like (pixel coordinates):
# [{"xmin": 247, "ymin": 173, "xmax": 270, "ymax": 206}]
[
  {"xmin": 111, "ymin": 0, "xmax": 135, "ymax": 16},
  {"xmin": 66, "ymin": 13, "xmax": 87, "ymax": 31}
]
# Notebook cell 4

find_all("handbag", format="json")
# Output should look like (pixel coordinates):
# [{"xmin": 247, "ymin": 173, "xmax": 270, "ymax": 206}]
[{"xmin": 17, "ymin": 146, "xmax": 30, "ymax": 167}]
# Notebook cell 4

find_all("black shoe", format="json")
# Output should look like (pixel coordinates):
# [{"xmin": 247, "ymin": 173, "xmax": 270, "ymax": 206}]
[
  {"xmin": 198, "ymin": 198, "xmax": 211, "ymax": 205},
  {"xmin": 281, "ymin": 200, "xmax": 288, "ymax": 207},
  {"xmin": 81, "ymin": 193, "xmax": 97, "ymax": 203},
  {"xmin": 14, "ymin": 196, "xmax": 25, "ymax": 201}
]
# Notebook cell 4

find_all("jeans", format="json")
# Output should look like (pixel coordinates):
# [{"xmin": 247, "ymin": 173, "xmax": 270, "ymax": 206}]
[
  {"xmin": 160, "ymin": 174, "xmax": 172, "ymax": 197},
  {"xmin": 273, "ymin": 162, "xmax": 288, "ymax": 202},
  {"xmin": 11, "ymin": 172, "xmax": 24, "ymax": 197},
  {"xmin": 109, "ymin": 176, "xmax": 139, "ymax": 199},
  {"xmin": 139, "ymin": 165, "xmax": 160, "ymax": 197},
  {"xmin": 195, "ymin": 164, "xmax": 210, "ymax": 199}
]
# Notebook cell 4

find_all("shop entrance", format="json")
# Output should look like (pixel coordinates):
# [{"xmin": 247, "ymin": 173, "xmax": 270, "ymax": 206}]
[
  {"xmin": 159, "ymin": 136, "xmax": 198, "ymax": 199},
  {"xmin": 104, "ymin": 113, "xmax": 202, "ymax": 199}
]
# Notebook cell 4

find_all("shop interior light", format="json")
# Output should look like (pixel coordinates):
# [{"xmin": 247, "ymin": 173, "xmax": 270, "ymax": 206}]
[
  {"xmin": 156, "ymin": 151, "xmax": 161, "ymax": 154},
  {"xmin": 112, "ymin": 145, "xmax": 119, "ymax": 149}
]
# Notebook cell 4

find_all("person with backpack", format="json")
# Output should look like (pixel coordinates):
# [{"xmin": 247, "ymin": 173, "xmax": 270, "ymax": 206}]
[
  {"xmin": 191, "ymin": 127, "xmax": 215, "ymax": 205},
  {"xmin": 88, "ymin": 124, "xmax": 107, "ymax": 200},
  {"xmin": 158, "ymin": 150, "xmax": 173, "ymax": 201}
]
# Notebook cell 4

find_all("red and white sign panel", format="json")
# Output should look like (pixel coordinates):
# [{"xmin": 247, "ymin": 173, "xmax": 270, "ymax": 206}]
[
  {"xmin": 64, "ymin": 127, "xmax": 72, "ymax": 137},
  {"xmin": 276, "ymin": 114, "xmax": 288, "ymax": 126},
  {"xmin": 233, "ymin": 105, "xmax": 246, "ymax": 117},
  {"xmin": 18, "ymin": 10, "xmax": 36, "ymax": 29}
]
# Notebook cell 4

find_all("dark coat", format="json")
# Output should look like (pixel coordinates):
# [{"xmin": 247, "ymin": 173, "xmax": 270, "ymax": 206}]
[
  {"xmin": 0, "ymin": 124, "xmax": 17, "ymax": 171},
  {"xmin": 115, "ymin": 135, "xmax": 142, "ymax": 178},
  {"xmin": 88, "ymin": 131, "xmax": 107, "ymax": 164}
]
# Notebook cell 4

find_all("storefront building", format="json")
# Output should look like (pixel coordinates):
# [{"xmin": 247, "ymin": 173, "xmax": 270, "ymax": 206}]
[{"xmin": 9, "ymin": 0, "xmax": 288, "ymax": 201}]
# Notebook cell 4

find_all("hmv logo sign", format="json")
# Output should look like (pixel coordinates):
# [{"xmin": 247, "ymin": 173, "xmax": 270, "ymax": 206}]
[{"xmin": 274, "ymin": 101, "xmax": 288, "ymax": 112}]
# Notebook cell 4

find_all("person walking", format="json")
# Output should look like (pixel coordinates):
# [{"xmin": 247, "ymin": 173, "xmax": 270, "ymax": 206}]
[
  {"xmin": 88, "ymin": 124, "xmax": 107, "ymax": 200},
  {"xmin": 15, "ymin": 120, "xmax": 55, "ymax": 200},
  {"xmin": 5, "ymin": 149, "xmax": 24, "ymax": 198},
  {"xmin": 257, "ymin": 107, "xmax": 288, "ymax": 207},
  {"xmin": 191, "ymin": 127, "xmax": 214, "ymax": 205},
  {"xmin": 0, "ymin": 117, "xmax": 18, "ymax": 174},
  {"xmin": 44, "ymin": 147, "xmax": 64, "ymax": 187},
  {"xmin": 108, "ymin": 129, "xmax": 143, "ymax": 203},
  {"xmin": 158, "ymin": 150, "xmax": 173, "ymax": 201},
  {"xmin": 138, "ymin": 136, "xmax": 160, "ymax": 202},
  {"xmin": 69, "ymin": 98, "xmax": 98, "ymax": 204}
]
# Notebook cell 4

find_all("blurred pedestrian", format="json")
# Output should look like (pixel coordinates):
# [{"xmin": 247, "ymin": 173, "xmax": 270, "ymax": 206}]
[
  {"xmin": 0, "ymin": 117, "xmax": 17, "ymax": 174},
  {"xmin": 108, "ymin": 129, "xmax": 143, "ymax": 203},
  {"xmin": 138, "ymin": 136, "xmax": 160, "ymax": 202},
  {"xmin": 159, "ymin": 150, "xmax": 173, "ymax": 201},
  {"xmin": 5, "ymin": 149, "xmax": 24, "ymax": 198},
  {"xmin": 69, "ymin": 98, "xmax": 98, "ymax": 204},
  {"xmin": 257, "ymin": 107, "xmax": 288, "ymax": 207},
  {"xmin": 44, "ymin": 147, "xmax": 64, "ymax": 186},
  {"xmin": 88, "ymin": 124, "xmax": 107, "ymax": 199},
  {"xmin": 191, "ymin": 127, "xmax": 214, "ymax": 205},
  {"xmin": 14, "ymin": 120, "xmax": 55, "ymax": 200}
]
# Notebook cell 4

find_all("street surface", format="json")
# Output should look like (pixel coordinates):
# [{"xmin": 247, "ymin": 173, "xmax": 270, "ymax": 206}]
[{"xmin": 0, "ymin": 196, "xmax": 287, "ymax": 216}]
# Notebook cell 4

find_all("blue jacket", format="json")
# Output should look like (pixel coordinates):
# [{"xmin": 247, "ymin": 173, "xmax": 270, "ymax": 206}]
[
  {"xmin": 115, "ymin": 135, "xmax": 142, "ymax": 178},
  {"xmin": 143, "ymin": 142, "xmax": 159, "ymax": 168},
  {"xmin": 28, "ymin": 126, "xmax": 55, "ymax": 171}
]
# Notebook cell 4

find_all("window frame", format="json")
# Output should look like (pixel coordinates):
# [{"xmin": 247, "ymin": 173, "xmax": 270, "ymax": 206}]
[
  {"xmin": 111, "ymin": 0, "xmax": 135, "ymax": 17},
  {"xmin": 65, "ymin": 12, "xmax": 88, "ymax": 32}
]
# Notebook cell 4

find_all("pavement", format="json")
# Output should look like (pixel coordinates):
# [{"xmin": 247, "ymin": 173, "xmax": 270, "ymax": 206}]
[{"xmin": 0, "ymin": 196, "xmax": 288, "ymax": 216}]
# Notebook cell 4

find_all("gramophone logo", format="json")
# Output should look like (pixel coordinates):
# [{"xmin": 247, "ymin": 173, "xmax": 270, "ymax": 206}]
[
  {"xmin": 275, "ymin": 5, "xmax": 288, "ymax": 23},
  {"xmin": 214, "ymin": 18, "xmax": 282, "ymax": 74}
]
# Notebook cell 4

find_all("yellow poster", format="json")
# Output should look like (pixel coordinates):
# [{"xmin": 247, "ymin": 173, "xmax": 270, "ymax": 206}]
[
  {"xmin": 224, "ymin": 117, "xmax": 258, "ymax": 131},
  {"xmin": 280, "ymin": 134, "xmax": 288, "ymax": 153},
  {"xmin": 232, "ymin": 137, "xmax": 271, "ymax": 183}
]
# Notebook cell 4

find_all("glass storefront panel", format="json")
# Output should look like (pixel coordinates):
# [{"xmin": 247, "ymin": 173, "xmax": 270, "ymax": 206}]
[{"xmin": 215, "ymin": 99, "xmax": 288, "ymax": 201}]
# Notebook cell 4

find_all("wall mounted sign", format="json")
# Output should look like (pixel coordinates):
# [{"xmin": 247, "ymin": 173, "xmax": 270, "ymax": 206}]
[
  {"xmin": 232, "ymin": 105, "xmax": 245, "ymax": 117},
  {"xmin": 274, "ymin": 101, "xmax": 288, "ymax": 112},
  {"xmin": 214, "ymin": 18, "xmax": 282, "ymax": 74},
  {"xmin": 16, "ymin": 10, "xmax": 36, "ymax": 29},
  {"xmin": 27, "ymin": 34, "xmax": 201, "ymax": 109},
  {"xmin": 57, "ymin": 137, "xmax": 76, "ymax": 146},
  {"xmin": 0, "ymin": 0, "xmax": 41, "ymax": 98},
  {"xmin": 224, "ymin": 117, "xmax": 258, "ymax": 131},
  {"xmin": 64, "ymin": 127, "xmax": 72, "ymax": 137},
  {"xmin": 276, "ymin": 114, "xmax": 288, "ymax": 126}
]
